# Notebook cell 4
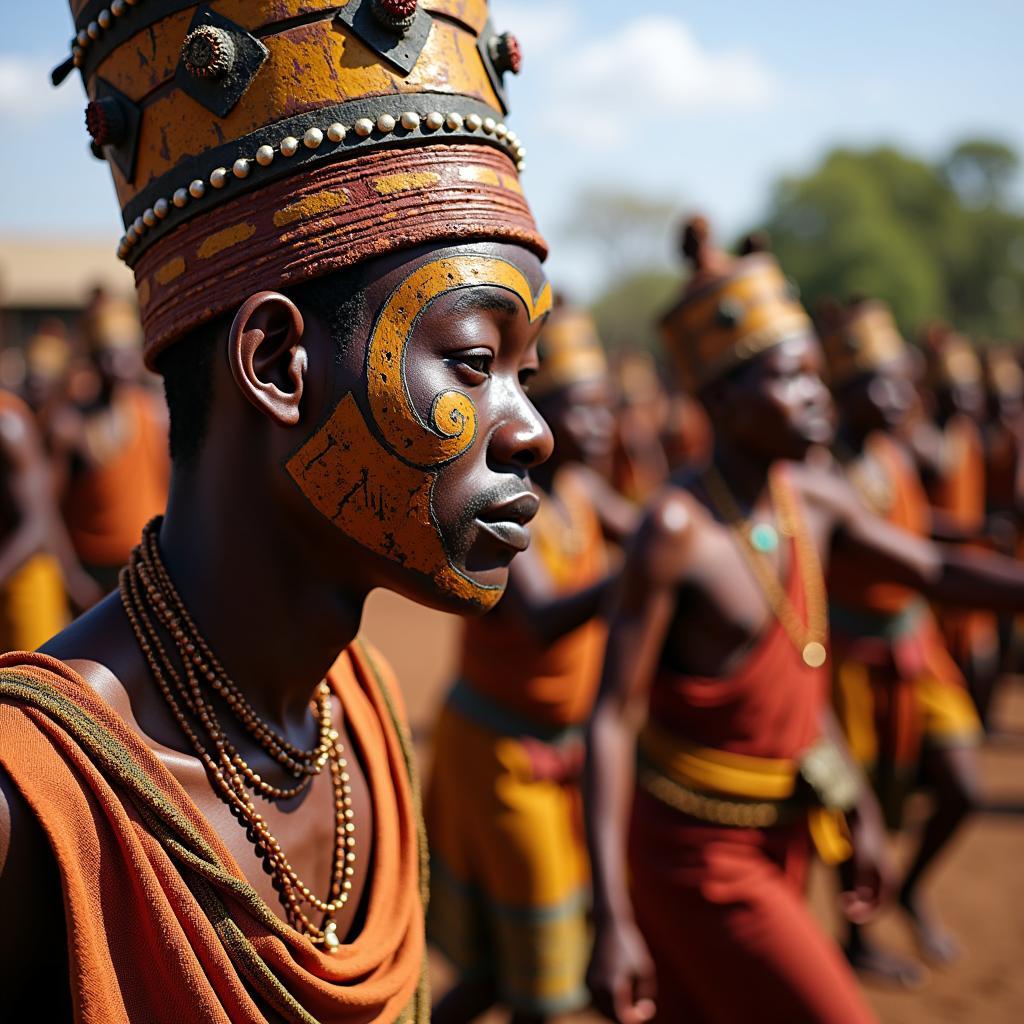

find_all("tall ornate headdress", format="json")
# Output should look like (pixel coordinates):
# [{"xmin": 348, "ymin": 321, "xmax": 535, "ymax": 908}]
[
  {"xmin": 531, "ymin": 302, "xmax": 608, "ymax": 399},
  {"xmin": 55, "ymin": 0, "xmax": 544, "ymax": 366},
  {"xmin": 919, "ymin": 322, "xmax": 982, "ymax": 389},
  {"xmin": 659, "ymin": 217, "xmax": 811, "ymax": 392},
  {"xmin": 817, "ymin": 298, "xmax": 907, "ymax": 387}
]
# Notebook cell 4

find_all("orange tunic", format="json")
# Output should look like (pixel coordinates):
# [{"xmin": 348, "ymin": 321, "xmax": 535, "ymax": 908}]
[
  {"xmin": 830, "ymin": 434, "xmax": 979, "ymax": 826},
  {"xmin": 928, "ymin": 414, "xmax": 998, "ymax": 663},
  {"xmin": 425, "ymin": 471, "xmax": 607, "ymax": 1014},
  {"xmin": 0, "ymin": 643, "xmax": 427, "ymax": 1024},
  {"xmin": 459, "ymin": 471, "xmax": 608, "ymax": 728},
  {"xmin": 0, "ymin": 390, "xmax": 70, "ymax": 648},
  {"xmin": 632, "ymin": 477, "xmax": 875, "ymax": 1024},
  {"xmin": 64, "ymin": 388, "xmax": 169, "ymax": 570}
]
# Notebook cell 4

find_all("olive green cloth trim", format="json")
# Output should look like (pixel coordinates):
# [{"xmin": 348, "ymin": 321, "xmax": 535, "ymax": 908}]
[
  {"xmin": 1, "ymin": 652, "xmax": 429, "ymax": 1024},
  {"xmin": 354, "ymin": 638, "xmax": 431, "ymax": 1021}
]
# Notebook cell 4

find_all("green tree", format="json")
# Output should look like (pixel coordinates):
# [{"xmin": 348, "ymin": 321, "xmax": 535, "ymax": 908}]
[
  {"xmin": 589, "ymin": 268, "xmax": 679, "ymax": 353},
  {"xmin": 751, "ymin": 140, "xmax": 1024, "ymax": 339}
]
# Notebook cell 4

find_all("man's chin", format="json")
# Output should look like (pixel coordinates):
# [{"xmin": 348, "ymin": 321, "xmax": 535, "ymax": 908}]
[{"xmin": 385, "ymin": 566, "xmax": 508, "ymax": 617}]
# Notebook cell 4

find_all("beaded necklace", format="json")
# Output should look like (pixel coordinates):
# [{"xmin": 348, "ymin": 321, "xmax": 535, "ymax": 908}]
[
  {"xmin": 701, "ymin": 465, "xmax": 829, "ymax": 668},
  {"xmin": 119, "ymin": 519, "xmax": 356, "ymax": 950}
]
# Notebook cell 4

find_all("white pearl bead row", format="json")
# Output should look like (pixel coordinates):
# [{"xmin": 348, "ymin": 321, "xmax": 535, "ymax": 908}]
[
  {"xmin": 71, "ymin": 0, "xmax": 140, "ymax": 68},
  {"xmin": 116, "ymin": 109, "xmax": 527, "ymax": 261}
]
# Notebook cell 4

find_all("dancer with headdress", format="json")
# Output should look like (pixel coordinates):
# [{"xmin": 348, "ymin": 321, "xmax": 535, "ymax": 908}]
[
  {"xmin": 823, "ymin": 298, "xmax": 984, "ymax": 977},
  {"xmin": 428, "ymin": 302, "xmax": 636, "ymax": 1023},
  {"xmin": 586, "ymin": 219, "xmax": 1024, "ymax": 1024},
  {"xmin": 0, "ymin": 3, "xmax": 550, "ymax": 1020}
]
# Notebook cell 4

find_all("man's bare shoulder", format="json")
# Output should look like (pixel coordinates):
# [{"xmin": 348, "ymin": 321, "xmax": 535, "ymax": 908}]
[
  {"xmin": 39, "ymin": 590, "xmax": 144, "ymax": 710},
  {"xmin": 630, "ymin": 476, "xmax": 708, "ymax": 587},
  {"xmin": 788, "ymin": 457, "xmax": 858, "ymax": 510}
]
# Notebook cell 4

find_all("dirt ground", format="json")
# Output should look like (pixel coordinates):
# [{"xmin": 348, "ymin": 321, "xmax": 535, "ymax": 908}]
[{"xmin": 362, "ymin": 590, "xmax": 1024, "ymax": 1024}]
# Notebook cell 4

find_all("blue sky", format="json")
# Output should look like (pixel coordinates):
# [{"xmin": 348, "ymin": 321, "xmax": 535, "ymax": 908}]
[{"xmin": 1, "ymin": 1, "xmax": 1022, "ymax": 296}]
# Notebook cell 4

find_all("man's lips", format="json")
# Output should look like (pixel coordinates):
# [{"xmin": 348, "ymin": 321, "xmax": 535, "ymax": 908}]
[{"xmin": 474, "ymin": 491, "xmax": 541, "ymax": 553}]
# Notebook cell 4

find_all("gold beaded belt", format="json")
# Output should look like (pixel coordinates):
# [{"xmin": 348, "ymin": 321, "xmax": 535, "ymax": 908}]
[{"xmin": 637, "ymin": 721, "xmax": 858, "ymax": 864}]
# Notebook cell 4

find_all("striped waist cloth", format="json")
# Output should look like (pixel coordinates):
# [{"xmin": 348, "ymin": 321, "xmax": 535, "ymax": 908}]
[{"xmin": 637, "ymin": 720, "xmax": 857, "ymax": 865}]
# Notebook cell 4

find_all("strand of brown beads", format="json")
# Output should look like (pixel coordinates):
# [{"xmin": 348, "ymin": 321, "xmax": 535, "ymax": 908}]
[
  {"xmin": 118, "ymin": 519, "xmax": 356, "ymax": 950},
  {"xmin": 139, "ymin": 525, "xmax": 333, "ymax": 773}
]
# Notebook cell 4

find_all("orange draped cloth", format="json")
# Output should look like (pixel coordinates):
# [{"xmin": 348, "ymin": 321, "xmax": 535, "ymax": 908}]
[
  {"xmin": 830, "ymin": 434, "xmax": 979, "ymax": 825},
  {"xmin": 459, "ymin": 471, "xmax": 608, "ymax": 727},
  {"xmin": 0, "ymin": 643, "xmax": 427, "ymax": 1024},
  {"xmin": 64, "ymin": 388, "xmax": 169, "ymax": 570},
  {"xmin": 928, "ymin": 414, "xmax": 998, "ymax": 663},
  {"xmin": 633, "ymin": 474, "xmax": 875, "ymax": 1024}
]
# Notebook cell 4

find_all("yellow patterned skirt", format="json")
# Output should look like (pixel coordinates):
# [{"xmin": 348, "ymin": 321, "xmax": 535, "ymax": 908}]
[
  {"xmin": 0, "ymin": 553, "xmax": 69, "ymax": 652},
  {"xmin": 425, "ymin": 683, "xmax": 590, "ymax": 1015}
]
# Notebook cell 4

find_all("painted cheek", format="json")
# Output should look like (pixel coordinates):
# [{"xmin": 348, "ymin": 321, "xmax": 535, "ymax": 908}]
[{"xmin": 285, "ymin": 254, "xmax": 552, "ymax": 610}]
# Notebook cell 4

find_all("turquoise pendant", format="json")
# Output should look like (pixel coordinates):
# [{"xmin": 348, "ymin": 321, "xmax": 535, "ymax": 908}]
[{"xmin": 749, "ymin": 523, "xmax": 779, "ymax": 553}]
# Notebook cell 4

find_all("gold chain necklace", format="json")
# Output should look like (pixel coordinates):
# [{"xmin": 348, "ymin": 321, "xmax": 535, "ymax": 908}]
[
  {"xmin": 119, "ymin": 519, "xmax": 356, "ymax": 950},
  {"xmin": 701, "ymin": 465, "xmax": 828, "ymax": 668}
]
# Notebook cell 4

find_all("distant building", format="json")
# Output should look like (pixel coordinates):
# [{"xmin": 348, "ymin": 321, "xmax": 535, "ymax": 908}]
[{"xmin": 0, "ymin": 235, "xmax": 136, "ymax": 388}]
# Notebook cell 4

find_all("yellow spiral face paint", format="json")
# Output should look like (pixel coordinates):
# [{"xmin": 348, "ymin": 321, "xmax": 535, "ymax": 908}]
[{"xmin": 287, "ymin": 254, "xmax": 552, "ymax": 609}]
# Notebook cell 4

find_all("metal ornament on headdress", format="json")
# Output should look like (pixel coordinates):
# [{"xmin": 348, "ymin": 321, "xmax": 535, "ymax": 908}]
[
  {"xmin": 531, "ymin": 306, "xmax": 608, "ymax": 400},
  {"xmin": 818, "ymin": 300, "xmax": 908, "ymax": 387},
  {"xmin": 54, "ymin": 0, "xmax": 544, "ymax": 366},
  {"xmin": 660, "ymin": 218, "xmax": 812, "ymax": 392}
]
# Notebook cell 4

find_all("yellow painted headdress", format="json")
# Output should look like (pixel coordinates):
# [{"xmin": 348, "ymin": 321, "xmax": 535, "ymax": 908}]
[
  {"xmin": 920, "ymin": 323, "xmax": 982, "ymax": 389},
  {"xmin": 985, "ymin": 346, "xmax": 1023, "ymax": 399},
  {"xmin": 80, "ymin": 287, "xmax": 143, "ymax": 353},
  {"xmin": 55, "ymin": 0, "xmax": 543, "ymax": 366},
  {"xmin": 817, "ymin": 299, "xmax": 907, "ymax": 386},
  {"xmin": 659, "ymin": 217, "xmax": 812, "ymax": 392},
  {"xmin": 531, "ymin": 304, "xmax": 608, "ymax": 399},
  {"xmin": 25, "ymin": 320, "xmax": 73, "ymax": 377}
]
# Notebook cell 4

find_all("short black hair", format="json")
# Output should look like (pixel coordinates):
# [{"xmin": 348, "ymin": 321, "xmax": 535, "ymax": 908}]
[{"xmin": 156, "ymin": 266, "xmax": 369, "ymax": 466}]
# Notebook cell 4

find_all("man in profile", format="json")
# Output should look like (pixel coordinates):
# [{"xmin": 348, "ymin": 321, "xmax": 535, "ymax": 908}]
[{"xmin": 0, "ymin": 2, "xmax": 549, "ymax": 1021}]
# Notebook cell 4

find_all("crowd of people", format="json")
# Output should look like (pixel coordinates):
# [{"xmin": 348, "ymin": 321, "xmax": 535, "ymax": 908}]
[{"xmin": 0, "ymin": 1, "xmax": 1020, "ymax": 1022}]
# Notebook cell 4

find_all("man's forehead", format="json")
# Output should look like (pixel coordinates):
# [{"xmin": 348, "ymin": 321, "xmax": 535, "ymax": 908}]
[{"xmin": 369, "ymin": 240, "xmax": 546, "ymax": 297}]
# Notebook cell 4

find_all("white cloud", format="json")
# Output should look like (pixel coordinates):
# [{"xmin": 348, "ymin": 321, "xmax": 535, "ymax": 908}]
[
  {"xmin": 493, "ymin": 1, "xmax": 578, "ymax": 58},
  {"xmin": 545, "ymin": 16, "xmax": 780, "ymax": 144},
  {"xmin": 0, "ymin": 56, "xmax": 80, "ymax": 121}
]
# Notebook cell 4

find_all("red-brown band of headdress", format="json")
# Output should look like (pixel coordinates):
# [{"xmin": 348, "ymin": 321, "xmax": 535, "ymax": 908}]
[{"xmin": 134, "ymin": 144, "xmax": 544, "ymax": 366}]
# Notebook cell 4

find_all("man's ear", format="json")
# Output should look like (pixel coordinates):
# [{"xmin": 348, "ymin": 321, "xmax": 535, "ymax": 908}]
[{"xmin": 228, "ymin": 291, "xmax": 308, "ymax": 427}]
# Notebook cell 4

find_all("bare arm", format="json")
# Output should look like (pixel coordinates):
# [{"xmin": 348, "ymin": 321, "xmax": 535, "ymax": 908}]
[
  {"xmin": 809, "ymin": 468, "xmax": 1024, "ymax": 612},
  {"xmin": 817, "ymin": 706, "xmax": 893, "ymax": 921},
  {"xmin": 573, "ymin": 463, "xmax": 642, "ymax": 545},
  {"xmin": 585, "ymin": 493, "xmax": 689, "ymax": 1024},
  {"xmin": 501, "ymin": 532, "xmax": 620, "ymax": 648},
  {"xmin": 0, "ymin": 409, "xmax": 55, "ymax": 584},
  {"xmin": 0, "ymin": 407, "xmax": 101, "ymax": 611}
]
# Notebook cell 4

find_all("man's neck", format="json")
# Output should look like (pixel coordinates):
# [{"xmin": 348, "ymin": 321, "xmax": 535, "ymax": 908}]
[
  {"xmin": 711, "ymin": 438, "xmax": 774, "ymax": 513},
  {"xmin": 158, "ymin": 478, "xmax": 366, "ymax": 742},
  {"xmin": 836, "ymin": 422, "xmax": 870, "ymax": 461}
]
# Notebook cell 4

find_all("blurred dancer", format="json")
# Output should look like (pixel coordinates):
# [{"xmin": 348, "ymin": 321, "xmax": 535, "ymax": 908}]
[
  {"xmin": 823, "ymin": 300, "xmax": 982, "ymax": 977},
  {"xmin": 982, "ymin": 347, "xmax": 1024, "ymax": 691},
  {"xmin": 916, "ymin": 327, "xmax": 1000, "ymax": 704},
  {"xmin": 60, "ymin": 288, "xmax": 169, "ymax": 590},
  {"xmin": 22, "ymin": 320, "xmax": 71, "ymax": 440},
  {"xmin": 611, "ymin": 351, "xmax": 670, "ymax": 501},
  {"xmin": 0, "ymin": 386, "xmax": 99, "ymax": 650},
  {"xmin": 0, "ymin": 1, "xmax": 549, "ymax": 1020},
  {"xmin": 429, "ymin": 304, "xmax": 636, "ymax": 1023},
  {"xmin": 585, "ymin": 221, "xmax": 1024, "ymax": 1024}
]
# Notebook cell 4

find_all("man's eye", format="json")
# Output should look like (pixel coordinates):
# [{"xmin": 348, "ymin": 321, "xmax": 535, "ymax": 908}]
[
  {"xmin": 451, "ymin": 352, "xmax": 493, "ymax": 378},
  {"xmin": 519, "ymin": 367, "xmax": 537, "ymax": 393}
]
